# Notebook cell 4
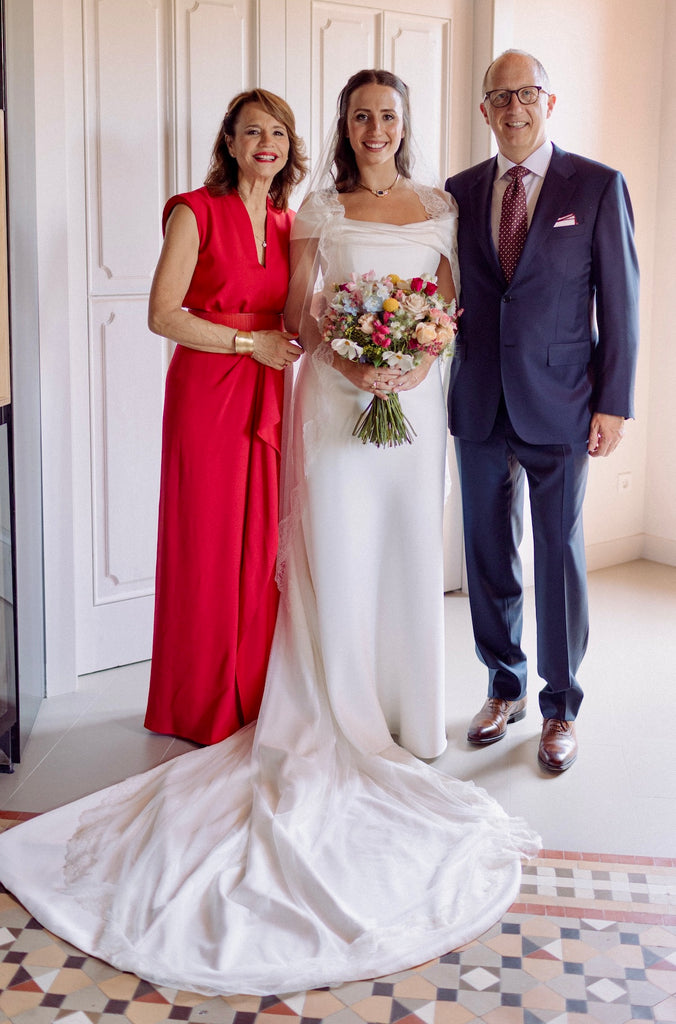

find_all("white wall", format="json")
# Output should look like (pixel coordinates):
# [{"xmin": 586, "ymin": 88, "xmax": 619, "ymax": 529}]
[
  {"xmin": 490, "ymin": 0, "xmax": 673, "ymax": 570},
  {"xmin": 644, "ymin": 0, "xmax": 676, "ymax": 565}
]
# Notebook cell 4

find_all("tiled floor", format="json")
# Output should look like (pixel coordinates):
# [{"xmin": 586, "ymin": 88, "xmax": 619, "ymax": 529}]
[
  {"xmin": 0, "ymin": 559, "xmax": 675, "ymax": 1021},
  {"xmin": 0, "ymin": 831, "xmax": 675, "ymax": 1024}
]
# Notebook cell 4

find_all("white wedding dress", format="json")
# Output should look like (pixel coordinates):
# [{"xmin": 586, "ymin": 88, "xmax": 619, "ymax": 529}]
[{"xmin": 0, "ymin": 186, "xmax": 539, "ymax": 998}]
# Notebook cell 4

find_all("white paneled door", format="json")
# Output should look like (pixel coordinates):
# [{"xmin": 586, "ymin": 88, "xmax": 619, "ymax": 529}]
[{"xmin": 72, "ymin": 0, "xmax": 472, "ymax": 674}]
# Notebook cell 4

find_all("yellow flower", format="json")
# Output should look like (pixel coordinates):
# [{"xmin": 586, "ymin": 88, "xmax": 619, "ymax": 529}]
[
  {"xmin": 388, "ymin": 274, "xmax": 401, "ymax": 284},
  {"xmin": 382, "ymin": 297, "xmax": 399, "ymax": 312}
]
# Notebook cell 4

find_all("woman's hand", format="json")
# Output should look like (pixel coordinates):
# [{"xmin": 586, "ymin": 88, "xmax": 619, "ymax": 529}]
[
  {"xmin": 252, "ymin": 331, "xmax": 303, "ymax": 370},
  {"xmin": 333, "ymin": 357, "xmax": 400, "ymax": 399},
  {"xmin": 392, "ymin": 352, "xmax": 435, "ymax": 393}
]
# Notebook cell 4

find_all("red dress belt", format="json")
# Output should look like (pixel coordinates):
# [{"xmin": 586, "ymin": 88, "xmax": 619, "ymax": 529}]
[{"xmin": 186, "ymin": 309, "xmax": 284, "ymax": 331}]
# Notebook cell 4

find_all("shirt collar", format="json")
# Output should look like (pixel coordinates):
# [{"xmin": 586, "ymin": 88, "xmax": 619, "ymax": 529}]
[{"xmin": 496, "ymin": 139, "xmax": 553, "ymax": 181}]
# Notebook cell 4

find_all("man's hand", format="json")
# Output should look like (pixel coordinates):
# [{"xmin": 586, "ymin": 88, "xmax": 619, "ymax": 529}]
[{"xmin": 587, "ymin": 413, "xmax": 625, "ymax": 457}]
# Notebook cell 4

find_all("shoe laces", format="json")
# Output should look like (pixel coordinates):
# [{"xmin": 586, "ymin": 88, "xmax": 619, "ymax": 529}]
[{"xmin": 546, "ymin": 718, "xmax": 573, "ymax": 734}]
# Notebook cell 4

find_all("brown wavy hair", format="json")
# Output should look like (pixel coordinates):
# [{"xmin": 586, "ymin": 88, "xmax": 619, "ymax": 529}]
[
  {"xmin": 204, "ymin": 89, "xmax": 308, "ymax": 210},
  {"xmin": 332, "ymin": 69, "xmax": 412, "ymax": 193}
]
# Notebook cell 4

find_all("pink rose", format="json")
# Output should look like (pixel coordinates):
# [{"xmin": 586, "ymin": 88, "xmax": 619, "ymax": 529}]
[
  {"xmin": 435, "ymin": 326, "xmax": 456, "ymax": 349},
  {"xmin": 429, "ymin": 309, "xmax": 455, "ymax": 327},
  {"xmin": 415, "ymin": 322, "xmax": 438, "ymax": 348},
  {"xmin": 410, "ymin": 277, "xmax": 424, "ymax": 292}
]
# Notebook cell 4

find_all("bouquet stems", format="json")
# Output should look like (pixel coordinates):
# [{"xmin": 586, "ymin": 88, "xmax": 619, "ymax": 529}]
[{"xmin": 352, "ymin": 394, "xmax": 417, "ymax": 448}]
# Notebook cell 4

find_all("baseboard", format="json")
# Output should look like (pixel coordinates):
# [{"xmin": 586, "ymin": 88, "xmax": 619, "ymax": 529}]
[
  {"xmin": 585, "ymin": 534, "xmax": 676, "ymax": 570},
  {"xmin": 640, "ymin": 534, "xmax": 676, "ymax": 567},
  {"xmin": 584, "ymin": 533, "xmax": 646, "ymax": 571}
]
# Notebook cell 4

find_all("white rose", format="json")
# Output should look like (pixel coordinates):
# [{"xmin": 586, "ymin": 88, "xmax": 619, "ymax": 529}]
[{"xmin": 400, "ymin": 293, "xmax": 428, "ymax": 316}]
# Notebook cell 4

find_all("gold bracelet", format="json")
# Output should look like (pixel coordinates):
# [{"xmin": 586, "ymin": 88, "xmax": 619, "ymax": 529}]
[{"xmin": 234, "ymin": 330, "xmax": 255, "ymax": 355}]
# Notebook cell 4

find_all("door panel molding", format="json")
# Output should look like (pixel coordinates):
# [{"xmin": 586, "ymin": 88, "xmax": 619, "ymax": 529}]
[
  {"xmin": 89, "ymin": 297, "xmax": 167, "ymax": 604},
  {"xmin": 175, "ymin": 0, "xmax": 253, "ymax": 192},
  {"xmin": 84, "ymin": 0, "xmax": 169, "ymax": 294}
]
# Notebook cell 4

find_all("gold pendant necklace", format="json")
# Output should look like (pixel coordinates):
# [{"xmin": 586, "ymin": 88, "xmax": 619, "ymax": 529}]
[{"xmin": 357, "ymin": 173, "xmax": 399, "ymax": 197}]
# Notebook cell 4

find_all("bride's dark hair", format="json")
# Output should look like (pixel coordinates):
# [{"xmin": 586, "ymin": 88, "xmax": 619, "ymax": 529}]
[{"xmin": 332, "ymin": 69, "xmax": 413, "ymax": 193}]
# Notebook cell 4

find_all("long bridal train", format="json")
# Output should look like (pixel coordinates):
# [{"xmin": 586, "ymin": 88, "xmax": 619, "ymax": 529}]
[{"xmin": 0, "ymin": 638, "xmax": 538, "ymax": 996}]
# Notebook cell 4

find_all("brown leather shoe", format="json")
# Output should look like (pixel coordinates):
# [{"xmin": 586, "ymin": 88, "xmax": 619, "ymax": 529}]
[
  {"xmin": 538, "ymin": 719, "xmax": 578, "ymax": 772},
  {"xmin": 467, "ymin": 697, "xmax": 527, "ymax": 745}
]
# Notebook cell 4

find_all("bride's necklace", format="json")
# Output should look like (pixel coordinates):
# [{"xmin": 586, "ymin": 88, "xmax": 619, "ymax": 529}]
[{"xmin": 356, "ymin": 173, "xmax": 399, "ymax": 198}]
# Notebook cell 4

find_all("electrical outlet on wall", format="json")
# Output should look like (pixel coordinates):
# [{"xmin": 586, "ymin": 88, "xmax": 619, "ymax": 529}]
[{"xmin": 617, "ymin": 472, "xmax": 632, "ymax": 494}]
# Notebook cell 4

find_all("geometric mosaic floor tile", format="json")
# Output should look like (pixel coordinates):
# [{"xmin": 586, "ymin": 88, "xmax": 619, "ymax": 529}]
[{"xmin": 0, "ymin": 817, "xmax": 675, "ymax": 1024}]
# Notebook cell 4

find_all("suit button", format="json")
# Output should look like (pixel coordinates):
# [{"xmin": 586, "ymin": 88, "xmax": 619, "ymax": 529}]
[{"xmin": 502, "ymin": 296, "xmax": 512, "ymax": 303}]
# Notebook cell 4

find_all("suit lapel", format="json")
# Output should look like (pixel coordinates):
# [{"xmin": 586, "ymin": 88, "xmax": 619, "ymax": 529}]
[
  {"xmin": 468, "ymin": 158, "xmax": 502, "ymax": 278},
  {"xmin": 514, "ymin": 146, "xmax": 578, "ymax": 280}
]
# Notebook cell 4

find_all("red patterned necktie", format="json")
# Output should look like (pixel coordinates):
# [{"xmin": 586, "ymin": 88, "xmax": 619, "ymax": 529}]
[{"xmin": 499, "ymin": 165, "xmax": 530, "ymax": 281}]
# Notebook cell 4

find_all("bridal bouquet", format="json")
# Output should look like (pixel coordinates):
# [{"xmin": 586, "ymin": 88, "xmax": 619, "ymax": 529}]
[{"xmin": 322, "ymin": 271, "xmax": 461, "ymax": 447}]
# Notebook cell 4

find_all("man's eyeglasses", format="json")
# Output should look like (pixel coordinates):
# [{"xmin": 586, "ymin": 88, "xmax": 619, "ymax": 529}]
[{"xmin": 483, "ymin": 86, "xmax": 549, "ymax": 108}]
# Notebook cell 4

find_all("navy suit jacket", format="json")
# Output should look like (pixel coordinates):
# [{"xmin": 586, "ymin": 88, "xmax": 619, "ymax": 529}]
[{"xmin": 445, "ymin": 145, "xmax": 640, "ymax": 445}]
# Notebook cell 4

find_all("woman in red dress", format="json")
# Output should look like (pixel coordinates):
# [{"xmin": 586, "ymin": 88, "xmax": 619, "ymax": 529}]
[{"xmin": 144, "ymin": 90, "xmax": 307, "ymax": 745}]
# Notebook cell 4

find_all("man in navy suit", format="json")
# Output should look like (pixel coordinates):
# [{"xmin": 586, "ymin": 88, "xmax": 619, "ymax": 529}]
[{"xmin": 445, "ymin": 50, "xmax": 639, "ymax": 771}]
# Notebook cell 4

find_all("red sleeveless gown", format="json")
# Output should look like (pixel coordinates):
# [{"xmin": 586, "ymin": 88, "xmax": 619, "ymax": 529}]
[{"xmin": 144, "ymin": 188, "xmax": 294, "ymax": 745}]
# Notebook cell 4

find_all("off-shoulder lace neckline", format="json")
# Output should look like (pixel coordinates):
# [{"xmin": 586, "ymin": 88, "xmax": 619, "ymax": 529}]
[{"xmin": 316, "ymin": 182, "xmax": 451, "ymax": 224}]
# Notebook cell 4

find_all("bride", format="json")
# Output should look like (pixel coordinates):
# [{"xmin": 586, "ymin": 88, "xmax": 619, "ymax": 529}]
[
  {"xmin": 0, "ymin": 70, "xmax": 539, "ymax": 998},
  {"xmin": 283, "ymin": 67, "xmax": 458, "ymax": 760}
]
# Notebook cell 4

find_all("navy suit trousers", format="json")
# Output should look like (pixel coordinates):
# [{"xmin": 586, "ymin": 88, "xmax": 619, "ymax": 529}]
[{"xmin": 455, "ymin": 399, "xmax": 589, "ymax": 720}]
